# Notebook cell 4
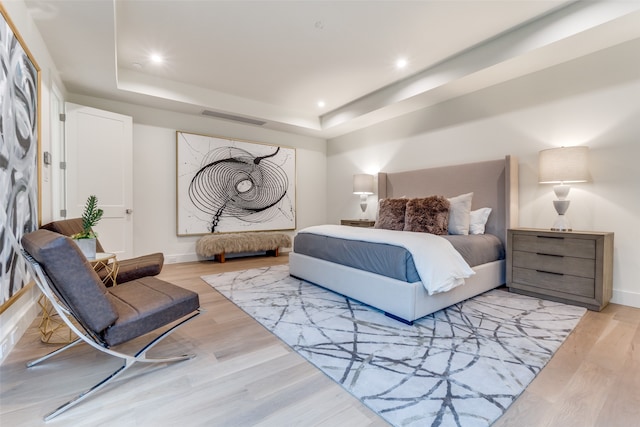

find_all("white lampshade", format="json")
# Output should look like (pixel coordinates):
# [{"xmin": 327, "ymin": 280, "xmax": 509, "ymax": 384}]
[
  {"xmin": 538, "ymin": 146, "xmax": 590, "ymax": 184},
  {"xmin": 538, "ymin": 146, "xmax": 590, "ymax": 231},
  {"xmin": 353, "ymin": 174, "xmax": 374, "ymax": 194}
]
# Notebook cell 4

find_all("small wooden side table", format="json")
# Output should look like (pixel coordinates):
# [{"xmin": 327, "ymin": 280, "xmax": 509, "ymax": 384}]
[
  {"xmin": 39, "ymin": 252, "xmax": 119, "ymax": 343},
  {"xmin": 341, "ymin": 219, "xmax": 376, "ymax": 228}
]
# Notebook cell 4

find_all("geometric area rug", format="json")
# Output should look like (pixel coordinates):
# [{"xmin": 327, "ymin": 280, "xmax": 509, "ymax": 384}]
[{"xmin": 202, "ymin": 265, "xmax": 586, "ymax": 427}]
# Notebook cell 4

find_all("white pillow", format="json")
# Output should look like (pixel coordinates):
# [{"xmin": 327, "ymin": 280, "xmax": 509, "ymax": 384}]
[
  {"xmin": 469, "ymin": 207, "xmax": 492, "ymax": 235},
  {"xmin": 447, "ymin": 192, "xmax": 473, "ymax": 235}
]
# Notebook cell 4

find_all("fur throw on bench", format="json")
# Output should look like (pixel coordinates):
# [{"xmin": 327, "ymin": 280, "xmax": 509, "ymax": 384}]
[{"xmin": 196, "ymin": 232, "xmax": 292, "ymax": 261}]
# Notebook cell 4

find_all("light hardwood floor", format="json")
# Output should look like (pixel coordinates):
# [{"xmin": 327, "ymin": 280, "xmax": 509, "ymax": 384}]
[{"xmin": 1, "ymin": 254, "xmax": 639, "ymax": 426}]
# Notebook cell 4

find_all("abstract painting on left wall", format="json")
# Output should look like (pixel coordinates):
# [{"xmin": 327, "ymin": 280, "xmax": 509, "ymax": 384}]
[{"xmin": 0, "ymin": 6, "xmax": 40, "ymax": 308}]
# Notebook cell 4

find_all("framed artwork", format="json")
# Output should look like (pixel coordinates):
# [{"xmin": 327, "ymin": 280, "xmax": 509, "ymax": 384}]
[
  {"xmin": 0, "ymin": 5, "xmax": 40, "ymax": 308},
  {"xmin": 176, "ymin": 131, "xmax": 296, "ymax": 235}
]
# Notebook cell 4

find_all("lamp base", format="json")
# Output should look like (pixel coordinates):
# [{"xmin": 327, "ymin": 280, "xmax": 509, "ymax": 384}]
[
  {"xmin": 551, "ymin": 214, "xmax": 572, "ymax": 232},
  {"xmin": 550, "ymin": 198, "xmax": 572, "ymax": 231},
  {"xmin": 359, "ymin": 205, "xmax": 368, "ymax": 220},
  {"xmin": 359, "ymin": 195, "xmax": 368, "ymax": 220}
]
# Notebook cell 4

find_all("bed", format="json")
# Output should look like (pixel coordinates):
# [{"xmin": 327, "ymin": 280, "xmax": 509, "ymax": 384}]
[{"xmin": 288, "ymin": 156, "xmax": 519, "ymax": 324}]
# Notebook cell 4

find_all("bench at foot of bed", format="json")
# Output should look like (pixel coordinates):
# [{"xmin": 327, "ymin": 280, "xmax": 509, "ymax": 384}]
[{"xmin": 196, "ymin": 232, "xmax": 291, "ymax": 263}]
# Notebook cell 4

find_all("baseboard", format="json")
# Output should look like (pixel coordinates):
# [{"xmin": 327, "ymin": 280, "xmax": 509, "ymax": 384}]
[
  {"xmin": 0, "ymin": 285, "xmax": 40, "ymax": 364},
  {"xmin": 611, "ymin": 289, "xmax": 640, "ymax": 309}
]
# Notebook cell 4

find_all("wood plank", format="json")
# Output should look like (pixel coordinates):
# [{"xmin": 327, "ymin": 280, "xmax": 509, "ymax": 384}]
[
  {"xmin": 594, "ymin": 325, "xmax": 640, "ymax": 426},
  {"xmin": 540, "ymin": 360, "xmax": 615, "ymax": 427}
]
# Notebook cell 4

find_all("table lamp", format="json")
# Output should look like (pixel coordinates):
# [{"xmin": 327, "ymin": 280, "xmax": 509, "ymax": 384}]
[
  {"xmin": 538, "ymin": 146, "xmax": 590, "ymax": 231},
  {"xmin": 353, "ymin": 174, "xmax": 374, "ymax": 219}
]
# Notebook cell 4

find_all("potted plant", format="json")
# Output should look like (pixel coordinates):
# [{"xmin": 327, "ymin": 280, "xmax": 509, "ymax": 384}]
[{"xmin": 72, "ymin": 195, "xmax": 104, "ymax": 259}]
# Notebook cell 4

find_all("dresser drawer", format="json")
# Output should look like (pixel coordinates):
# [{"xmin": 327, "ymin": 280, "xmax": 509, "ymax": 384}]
[
  {"xmin": 512, "ymin": 267, "xmax": 595, "ymax": 298},
  {"xmin": 512, "ymin": 234, "xmax": 595, "ymax": 259},
  {"xmin": 512, "ymin": 251, "xmax": 595, "ymax": 278}
]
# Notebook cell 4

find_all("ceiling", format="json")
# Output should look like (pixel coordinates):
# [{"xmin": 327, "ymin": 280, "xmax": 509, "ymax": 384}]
[{"xmin": 24, "ymin": 0, "xmax": 640, "ymax": 138}]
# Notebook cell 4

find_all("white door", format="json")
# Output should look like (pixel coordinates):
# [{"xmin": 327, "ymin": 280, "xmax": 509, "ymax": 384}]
[
  {"xmin": 50, "ymin": 84, "xmax": 66, "ymax": 220},
  {"xmin": 65, "ymin": 103, "xmax": 133, "ymax": 259}
]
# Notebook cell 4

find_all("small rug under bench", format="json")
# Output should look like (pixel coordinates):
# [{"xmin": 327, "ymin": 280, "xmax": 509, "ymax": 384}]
[{"xmin": 202, "ymin": 265, "xmax": 585, "ymax": 427}]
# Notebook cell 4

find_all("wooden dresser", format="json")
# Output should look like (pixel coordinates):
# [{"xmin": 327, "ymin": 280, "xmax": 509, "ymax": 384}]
[{"xmin": 507, "ymin": 228, "xmax": 614, "ymax": 311}]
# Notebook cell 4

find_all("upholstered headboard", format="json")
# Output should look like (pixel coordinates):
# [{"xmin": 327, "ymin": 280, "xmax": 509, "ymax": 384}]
[{"xmin": 377, "ymin": 156, "xmax": 518, "ymax": 246}]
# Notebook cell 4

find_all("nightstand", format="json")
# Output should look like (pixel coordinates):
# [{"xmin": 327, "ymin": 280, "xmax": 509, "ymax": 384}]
[
  {"xmin": 341, "ymin": 219, "xmax": 376, "ymax": 228},
  {"xmin": 507, "ymin": 228, "xmax": 613, "ymax": 311}
]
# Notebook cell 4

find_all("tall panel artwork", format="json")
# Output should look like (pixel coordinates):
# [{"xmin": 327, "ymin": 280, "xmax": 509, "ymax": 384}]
[
  {"xmin": 176, "ymin": 131, "xmax": 296, "ymax": 235},
  {"xmin": 0, "ymin": 6, "xmax": 40, "ymax": 308}
]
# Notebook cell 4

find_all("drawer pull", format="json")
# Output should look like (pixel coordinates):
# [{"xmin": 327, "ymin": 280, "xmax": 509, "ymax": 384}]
[
  {"xmin": 536, "ymin": 270, "xmax": 564, "ymax": 276},
  {"xmin": 536, "ymin": 252, "xmax": 564, "ymax": 258},
  {"xmin": 537, "ymin": 235, "xmax": 564, "ymax": 240}
]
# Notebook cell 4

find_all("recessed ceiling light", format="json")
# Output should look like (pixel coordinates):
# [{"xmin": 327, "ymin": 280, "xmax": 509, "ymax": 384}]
[
  {"xmin": 396, "ymin": 58, "xmax": 408, "ymax": 69},
  {"xmin": 150, "ymin": 53, "xmax": 164, "ymax": 64},
  {"xmin": 317, "ymin": 100, "xmax": 326, "ymax": 108}
]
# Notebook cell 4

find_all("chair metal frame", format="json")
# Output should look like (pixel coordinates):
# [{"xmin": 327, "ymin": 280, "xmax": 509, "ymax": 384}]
[{"xmin": 22, "ymin": 250, "xmax": 202, "ymax": 422}]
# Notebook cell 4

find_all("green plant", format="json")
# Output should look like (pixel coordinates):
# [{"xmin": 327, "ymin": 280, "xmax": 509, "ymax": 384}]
[{"xmin": 72, "ymin": 195, "xmax": 104, "ymax": 239}]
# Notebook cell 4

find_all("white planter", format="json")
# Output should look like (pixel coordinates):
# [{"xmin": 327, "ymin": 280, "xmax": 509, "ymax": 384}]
[{"xmin": 74, "ymin": 238, "xmax": 97, "ymax": 259}]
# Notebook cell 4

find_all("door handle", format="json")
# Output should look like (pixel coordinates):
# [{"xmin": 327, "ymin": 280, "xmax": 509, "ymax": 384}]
[{"xmin": 125, "ymin": 209, "xmax": 133, "ymax": 214}]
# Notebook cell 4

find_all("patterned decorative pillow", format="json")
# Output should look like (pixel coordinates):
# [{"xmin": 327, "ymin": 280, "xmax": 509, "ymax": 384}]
[
  {"xmin": 403, "ymin": 196, "xmax": 450, "ymax": 235},
  {"xmin": 374, "ymin": 198, "xmax": 407, "ymax": 230}
]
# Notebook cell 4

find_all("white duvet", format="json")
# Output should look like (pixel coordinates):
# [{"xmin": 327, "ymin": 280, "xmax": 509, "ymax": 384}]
[{"xmin": 298, "ymin": 225, "xmax": 475, "ymax": 295}]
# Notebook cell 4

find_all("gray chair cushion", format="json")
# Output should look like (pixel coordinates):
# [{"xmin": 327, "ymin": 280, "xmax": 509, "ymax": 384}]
[
  {"xmin": 110, "ymin": 252, "xmax": 164, "ymax": 285},
  {"xmin": 102, "ymin": 276, "xmax": 200, "ymax": 346},
  {"xmin": 21, "ymin": 229, "xmax": 119, "ymax": 333}
]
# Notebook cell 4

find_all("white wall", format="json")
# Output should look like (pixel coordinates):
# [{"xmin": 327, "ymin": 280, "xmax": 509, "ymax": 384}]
[
  {"xmin": 327, "ymin": 39, "xmax": 640, "ymax": 308},
  {"xmin": 67, "ymin": 94, "xmax": 328, "ymax": 263}
]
